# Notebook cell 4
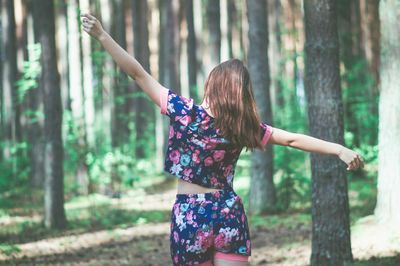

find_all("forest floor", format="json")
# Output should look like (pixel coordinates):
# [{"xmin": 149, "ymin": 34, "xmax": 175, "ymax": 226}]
[{"xmin": 0, "ymin": 177, "xmax": 399, "ymax": 266}]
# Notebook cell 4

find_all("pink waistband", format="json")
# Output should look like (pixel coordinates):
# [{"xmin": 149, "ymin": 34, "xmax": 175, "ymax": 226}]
[{"xmin": 214, "ymin": 251, "xmax": 249, "ymax": 262}]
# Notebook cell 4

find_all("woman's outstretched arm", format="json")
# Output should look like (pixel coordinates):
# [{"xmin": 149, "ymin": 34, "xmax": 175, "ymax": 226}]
[
  {"xmin": 268, "ymin": 127, "xmax": 364, "ymax": 171},
  {"xmin": 80, "ymin": 12, "xmax": 165, "ymax": 107}
]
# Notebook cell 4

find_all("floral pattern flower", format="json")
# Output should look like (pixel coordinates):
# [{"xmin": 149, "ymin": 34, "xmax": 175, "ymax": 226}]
[
  {"xmin": 161, "ymin": 88, "xmax": 272, "ymax": 190},
  {"xmin": 170, "ymin": 188, "xmax": 251, "ymax": 265},
  {"xmin": 160, "ymin": 89, "xmax": 271, "ymax": 265}
]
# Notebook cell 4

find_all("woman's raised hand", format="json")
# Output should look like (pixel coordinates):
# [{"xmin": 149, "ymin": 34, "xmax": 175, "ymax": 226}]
[
  {"xmin": 80, "ymin": 13, "xmax": 105, "ymax": 40},
  {"xmin": 338, "ymin": 146, "xmax": 364, "ymax": 171}
]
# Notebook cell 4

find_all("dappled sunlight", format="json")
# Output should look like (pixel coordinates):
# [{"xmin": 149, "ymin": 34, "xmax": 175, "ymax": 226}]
[
  {"xmin": 351, "ymin": 215, "xmax": 400, "ymax": 260},
  {"xmin": 0, "ymin": 222, "xmax": 170, "ymax": 262},
  {"xmin": 0, "ymin": 214, "xmax": 41, "ymax": 227}
]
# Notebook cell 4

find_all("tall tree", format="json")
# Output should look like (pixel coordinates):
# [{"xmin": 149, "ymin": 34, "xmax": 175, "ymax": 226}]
[
  {"xmin": 27, "ymin": 0, "xmax": 45, "ymax": 187},
  {"xmin": 111, "ymin": 0, "xmax": 130, "ymax": 149},
  {"xmin": 374, "ymin": 0, "xmax": 400, "ymax": 226},
  {"xmin": 159, "ymin": 0, "xmax": 180, "ymax": 92},
  {"xmin": 268, "ymin": 0, "xmax": 284, "ymax": 110},
  {"xmin": 0, "ymin": 1, "xmax": 3, "ymax": 161},
  {"xmin": 247, "ymin": 0, "xmax": 276, "ymax": 214},
  {"xmin": 206, "ymin": 0, "xmax": 221, "ymax": 67},
  {"xmin": 132, "ymin": 0, "xmax": 154, "ymax": 158},
  {"xmin": 159, "ymin": 0, "xmax": 180, "ymax": 166},
  {"xmin": 227, "ymin": 0, "xmax": 236, "ymax": 59},
  {"xmin": 186, "ymin": 0, "xmax": 198, "ymax": 103},
  {"xmin": 304, "ymin": 1, "xmax": 352, "ymax": 265},
  {"xmin": 67, "ymin": 0, "xmax": 90, "ymax": 195},
  {"xmin": 360, "ymin": 0, "xmax": 380, "ymax": 92},
  {"xmin": 6, "ymin": 0, "xmax": 22, "ymax": 145},
  {"xmin": 2, "ymin": 0, "xmax": 21, "ymax": 171},
  {"xmin": 33, "ymin": 0, "xmax": 66, "ymax": 229}
]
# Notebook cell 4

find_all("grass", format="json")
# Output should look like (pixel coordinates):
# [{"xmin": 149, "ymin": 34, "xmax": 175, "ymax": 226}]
[
  {"xmin": 350, "ymin": 255, "xmax": 400, "ymax": 266},
  {"xmin": 0, "ymin": 207, "xmax": 170, "ymax": 245}
]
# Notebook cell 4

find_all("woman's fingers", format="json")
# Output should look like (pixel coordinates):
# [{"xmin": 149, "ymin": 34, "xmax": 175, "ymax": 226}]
[
  {"xmin": 87, "ymin": 13, "xmax": 97, "ymax": 20},
  {"xmin": 358, "ymin": 155, "xmax": 365, "ymax": 168},
  {"xmin": 347, "ymin": 154, "xmax": 364, "ymax": 171}
]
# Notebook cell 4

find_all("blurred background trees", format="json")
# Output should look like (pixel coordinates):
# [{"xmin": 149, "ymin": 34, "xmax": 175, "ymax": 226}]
[{"xmin": 0, "ymin": 0, "xmax": 393, "ymax": 264}]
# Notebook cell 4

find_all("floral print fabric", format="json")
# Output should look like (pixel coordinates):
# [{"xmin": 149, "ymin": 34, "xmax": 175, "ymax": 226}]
[
  {"xmin": 170, "ymin": 187, "xmax": 251, "ymax": 265},
  {"xmin": 160, "ymin": 88, "xmax": 273, "ymax": 190}
]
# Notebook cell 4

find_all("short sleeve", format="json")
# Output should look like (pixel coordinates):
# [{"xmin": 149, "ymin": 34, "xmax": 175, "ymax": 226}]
[
  {"xmin": 260, "ymin": 122, "xmax": 273, "ymax": 146},
  {"xmin": 160, "ymin": 88, "xmax": 194, "ymax": 122}
]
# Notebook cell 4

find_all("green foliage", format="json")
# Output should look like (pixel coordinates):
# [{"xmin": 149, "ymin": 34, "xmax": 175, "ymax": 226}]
[
  {"xmin": 272, "ymin": 50, "xmax": 311, "ymax": 211},
  {"xmin": 249, "ymin": 212, "xmax": 311, "ymax": 230},
  {"xmin": 350, "ymin": 256, "xmax": 400, "ymax": 266},
  {"xmin": 0, "ymin": 141, "xmax": 30, "ymax": 195},
  {"xmin": 15, "ymin": 43, "xmax": 42, "ymax": 103},
  {"xmin": 62, "ymin": 110, "xmax": 83, "ymax": 194},
  {"xmin": 86, "ymin": 147, "xmax": 139, "ymax": 188},
  {"xmin": 341, "ymin": 58, "xmax": 379, "ymax": 146},
  {"xmin": 0, "ymin": 244, "xmax": 21, "ymax": 256}
]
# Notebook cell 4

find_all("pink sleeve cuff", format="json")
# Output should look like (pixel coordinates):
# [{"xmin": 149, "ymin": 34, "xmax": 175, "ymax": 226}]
[
  {"xmin": 160, "ymin": 88, "xmax": 168, "ymax": 115},
  {"xmin": 262, "ymin": 125, "xmax": 273, "ymax": 146}
]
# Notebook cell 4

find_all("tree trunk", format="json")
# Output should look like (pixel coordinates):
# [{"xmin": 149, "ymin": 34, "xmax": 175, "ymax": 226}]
[
  {"xmin": 159, "ymin": 0, "xmax": 180, "ymax": 169},
  {"xmin": 67, "ymin": 0, "xmax": 90, "ymax": 195},
  {"xmin": 206, "ymin": 0, "xmax": 221, "ymax": 68},
  {"xmin": 227, "ymin": 0, "xmax": 236, "ymax": 59},
  {"xmin": 0, "ymin": 1, "xmax": 4, "ymax": 162},
  {"xmin": 6, "ymin": 0, "xmax": 22, "ymax": 145},
  {"xmin": 111, "ymin": 0, "xmax": 130, "ymax": 150},
  {"xmin": 268, "ymin": 0, "xmax": 284, "ymax": 110},
  {"xmin": 186, "ymin": 0, "xmax": 198, "ymax": 103},
  {"xmin": 304, "ymin": 1, "xmax": 353, "ymax": 265},
  {"xmin": 2, "ymin": 0, "xmax": 21, "ymax": 173},
  {"xmin": 337, "ymin": 0, "xmax": 363, "ymax": 147},
  {"xmin": 360, "ymin": 0, "xmax": 380, "ymax": 93},
  {"xmin": 374, "ymin": 0, "xmax": 400, "ymax": 226},
  {"xmin": 33, "ymin": 0, "xmax": 66, "ymax": 229},
  {"xmin": 132, "ymin": 0, "xmax": 154, "ymax": 159},
  {"xmin": 27, "ymin": 0, "xmax": 45, "ymax": 187},
  {"xmin": 159, "ymin": 0, "xmax": 180, "ymax": 92},
  {"xmin": 247, "ymin": 0, "xmax": 276, "ymax": 214}
]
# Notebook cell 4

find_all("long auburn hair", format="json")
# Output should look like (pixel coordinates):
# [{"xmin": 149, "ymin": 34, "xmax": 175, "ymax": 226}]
[{"xmin": 202, "ymin": 59, "xmax": 264, "ymax": 152}]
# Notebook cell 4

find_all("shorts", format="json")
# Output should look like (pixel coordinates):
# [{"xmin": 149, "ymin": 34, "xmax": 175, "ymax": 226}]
[{"xmin": 169, "ymin": 187, "xmax": 251, "ymax": 265}]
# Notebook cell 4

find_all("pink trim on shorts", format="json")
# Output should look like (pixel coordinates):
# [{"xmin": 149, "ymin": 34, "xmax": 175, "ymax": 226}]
[
  {"xmin": 160, "ymin": 88, "xmax": 168, "ymax": 115},
  {"xmin": 214, "ymin": 252, "xmax": 249, "ymax": 262},
  {"xmin": 262, "ymin": 125, "xmax": 273, "ymax": 146}
]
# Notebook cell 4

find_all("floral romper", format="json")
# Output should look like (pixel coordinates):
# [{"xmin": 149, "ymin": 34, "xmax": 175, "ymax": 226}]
[{"xmin": 159, "ymin": 88, "xmax": 273, "ymax": 265}]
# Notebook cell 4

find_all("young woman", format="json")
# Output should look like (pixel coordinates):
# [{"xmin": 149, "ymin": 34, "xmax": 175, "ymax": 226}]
[{"xmin": 81, "ymin": 13, "xmax": 364, "ymax": 266}]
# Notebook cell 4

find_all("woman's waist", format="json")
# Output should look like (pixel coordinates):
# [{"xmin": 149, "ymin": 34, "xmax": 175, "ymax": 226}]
[{"xmin": 177, "ymin": 179, "xmax": 232, "ymax": 194}]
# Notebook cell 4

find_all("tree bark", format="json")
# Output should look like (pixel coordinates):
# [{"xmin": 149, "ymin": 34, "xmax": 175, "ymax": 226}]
[
  {"xmin": 207, "ymin": 0, "xmax": 221, "ymax": 67},
  {"xmin": 360, "ymin": 0, "xmax": 380, "ymax": 93},
  {"xmin": 159, "ymin": 0, "xmax": 180, "ymax": 92},
  {"xmin": 27, "ymin": 0, "xmax": 45, "ymax": 187},
  {"xmin": 247, "ymin": 0, "xmax": 276, "ymax": 214},
  {"xmin": 111, "ymin": 0, "xmax": 130, "ymax": 150},
  {"xmin": 2, "ymin": 0, "xmax": 21, "ymax": 172},
  {"xmin": 227, "ymin": 0, "xmax": 236, "ymax": 59},
  {"xmin": 304, "ymin": 1, "xmax": 353, "ymax": 265},
  {"xmin": 65, "ymin": 0, "xmax": 90, "ymax": 195},
  {"xmin": 33, "ymin": 0, "xmax": 66, "ymax": 229},
  {"xmin": 6, "ymin": 0, "xmax": 22, "ymax": 146},
  {"xmin": 268, "ymin": 0, "xmax": 284, "ymax": 110},
  {"xmin": 132, "ymin": 0, "xmax": 154, "ymax": 159},
  {"xmin": 0, "ymin": 1, "xmax": 4, "ymax": 162},
  {"xmin": 159, "ymin": 0, "xmax": 181, "ymax": 167},
  {"xmin": 374, "ymin": 0, "xmax": 400, "ymax": 226},
  {"xmin": 186, "ymin": 0, "xmax": 198, "ymax": 103}
]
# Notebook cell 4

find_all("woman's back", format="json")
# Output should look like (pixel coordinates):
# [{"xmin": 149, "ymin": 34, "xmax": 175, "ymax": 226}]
[{"xmin": 160, "ymin": 88, "xmax": 273, "ymax": 190}]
